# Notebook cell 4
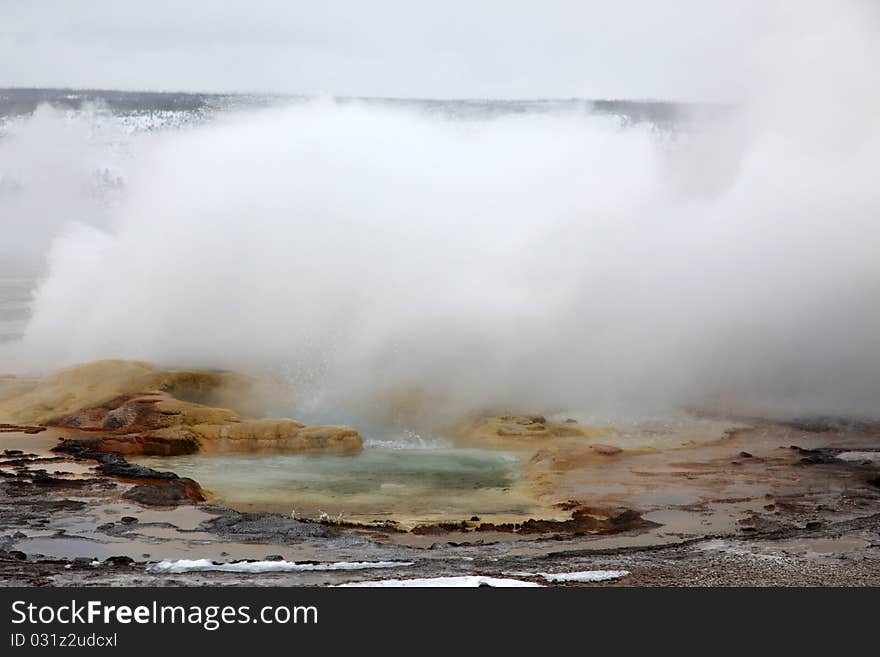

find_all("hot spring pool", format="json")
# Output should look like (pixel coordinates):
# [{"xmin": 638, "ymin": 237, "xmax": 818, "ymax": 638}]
[{"xmin": 132, "ymin": 448, "xmax": 538, "ymax": 523}]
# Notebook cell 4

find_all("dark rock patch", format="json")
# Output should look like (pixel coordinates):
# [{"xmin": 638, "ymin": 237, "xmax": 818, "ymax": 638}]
[
  {"xmin": 53, "ymin": 438, "xmax": 179, "ymax": 480},
  {"xmin": 104, "ymin": 555, "xmax": 135, "ymax": 566},
  {"xmin": 792, "ymin": 446, "xmax": 847, "ymax": 465},
  {"xmin": 30, "ymin": 472, "xmax": 108, "ymax": 489},
  {"xmin": 203, "ymin": 510, "xmax": 337, "ymax": 543},
  {"xmin": 417, "ymin": 507, "xmax": 657, "ymax": 538},
  {"xmin": 122, "ymin": 479, "xmax": 203, "ymax": 506}
]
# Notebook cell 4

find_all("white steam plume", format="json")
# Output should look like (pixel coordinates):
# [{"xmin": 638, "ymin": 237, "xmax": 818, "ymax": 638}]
[
  {"xmin": 4, "ymin": 1, "xmax": 880, "ymax": 426},
  {"xmin": 0, "ymin": 104, "xmax": 124, "ymax": 272}
]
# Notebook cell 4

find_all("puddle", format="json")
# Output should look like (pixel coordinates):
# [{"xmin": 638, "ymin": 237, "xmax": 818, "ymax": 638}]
[
  {"xmin": 0, "ymin": 430, "xmax": 62, "ymax": 453},
  {"xmin": 91, "ymin": 503, "xmax": 218, "ymax": 531},
  {"xmin": 133, "ymin": 526, "xmax": 217, "ymax": 541},
  {"xmin": 13, "ymin": 535, "xmax": 297, "ymax": 562},
  {"xmin": 14, "ymin": 536, "xmax": 133, "ymax": 560}
]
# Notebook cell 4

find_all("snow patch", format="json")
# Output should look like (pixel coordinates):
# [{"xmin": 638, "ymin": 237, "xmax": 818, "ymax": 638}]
[
  {"xmin": 539, "ymin": 570, "xmax": 630, "ymax": 583},
  {"xmin": 505, "ymin": 569, "xmax": 630, "ymax": 582},
  {"xmin": 836, "ymin": 451, "xmax": 880, "ymax": 463},
  {"xmin": 146, "ymin": 559, "xmax": 413, "ymax": 574},
  {"xmin": 338, "ymin": 575, "xmax": 541, "ymax": 587}
]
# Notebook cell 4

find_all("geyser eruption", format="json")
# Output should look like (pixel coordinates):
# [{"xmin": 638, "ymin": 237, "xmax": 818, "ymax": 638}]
[
  {"xmin": 4, "ymin": 1, "xmax": 880, "ymax": 428},
  {"xmin": 0, "ymin": 104, "xmax": 124, "ymax": 271}
]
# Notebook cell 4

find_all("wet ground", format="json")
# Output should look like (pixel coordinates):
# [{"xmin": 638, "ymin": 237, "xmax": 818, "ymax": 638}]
[{"xmin": 1, "ymin": 416, "xmax": 879, "ymax": 586}]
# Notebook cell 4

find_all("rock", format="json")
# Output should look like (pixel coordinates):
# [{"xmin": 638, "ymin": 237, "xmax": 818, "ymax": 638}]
[
  {"xmin": 609, "ymin": 509, "xmax": 643, "ymax": 525},
  {"xmin": 791, "ymin": 446, "xmax": 847, "ymax": 464},
  {"xmin": 30, "ymin": 471, "xmax": 104, "ymax": 488},
  {"xmin": 122, "ymin": 479, "xmax": 204, "ymax": 506},
  {"xmin": 218, "ymin": 420, "xmax": 362, "ymax": 454},
  {"xmin": 54, "ymin": 439, "xmax": 180, "ymax": 479},
  {"xmin": 120, "ymin": 516, "xmax": 138, "ymax": 524},
  {"xmin": 738, "ymin": 451, "xmax": 754, "ymax": 458},
  {"xmin": 224, "ymin": 418, "xmax": 303, "ymax": 440},
  {"xmin": 590, "ymin": 444, "xmax": 623, "ymax": 456},
  {"xmin": 2, "ymin": 359, "xmax": 363, "ymax": 456},
  {"xmin": 439, "ymin": 506, "xmax": 655, "ymax": 537},
  {"xmin": 0, "ymin": 360, "xmax": 247, "ymax": 426},
  {"xmin": 412, "ymin": 522, "xmax": 461, "ymax": 535},
  {"xmin": 264, "ymin": 554, "xmax": 284, "ymax": 561},
  {"xmin": 104, "ymin": 555, "xmax": 135, "ymax": 566},
  {"xmin": 203, "ymin": 511, "xmax": 336, "ymax": 542},
  {"xmin": 456, "ymin": 414, "xmax": 612, "ymax": 446}
]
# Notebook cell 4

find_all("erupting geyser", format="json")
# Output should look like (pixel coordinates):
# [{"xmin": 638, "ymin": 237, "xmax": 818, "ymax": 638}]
[{"xmin": 2, "ymin": 3, "xmax": 879, "ymax": 429}]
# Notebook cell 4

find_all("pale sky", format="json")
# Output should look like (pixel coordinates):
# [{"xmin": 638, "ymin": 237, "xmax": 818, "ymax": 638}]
[{"xmin": 0, "ymin": 1, "xmax": 875, "ymax": 100}]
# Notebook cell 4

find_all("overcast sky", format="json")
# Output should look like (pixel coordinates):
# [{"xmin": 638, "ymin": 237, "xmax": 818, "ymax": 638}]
[{"xmin": 0, "ymin": 1, "xmax": 874, "ymax": 100}]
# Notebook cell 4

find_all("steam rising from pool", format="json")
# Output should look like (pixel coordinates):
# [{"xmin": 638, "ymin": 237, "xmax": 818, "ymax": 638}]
[{"xmin": 3, "ymin": 2, "xmax": 880, "ymax": 425}]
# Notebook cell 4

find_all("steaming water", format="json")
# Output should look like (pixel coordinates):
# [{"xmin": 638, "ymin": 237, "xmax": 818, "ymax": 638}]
[
  {"xmin": 4, "ymin": 4, "xmax": 880, "ymax": 524},
  {"xmin": 132, "ymin": 448, "xmax": 532, "ymax": 521}
]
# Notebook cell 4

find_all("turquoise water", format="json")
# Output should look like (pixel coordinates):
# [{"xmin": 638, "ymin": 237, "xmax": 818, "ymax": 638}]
[{"xmin": 133, "ymin": 447, "xmax": 531, "ymax": 521}]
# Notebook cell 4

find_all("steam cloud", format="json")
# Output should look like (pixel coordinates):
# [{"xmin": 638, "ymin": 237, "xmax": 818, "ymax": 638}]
[
  {"xmin": 3, "ymin": 1, "xmax": 879, "ymax": 427},
  {"xmin": 0, "ymin": 105, "xmax": 123, "ymax": 270}
]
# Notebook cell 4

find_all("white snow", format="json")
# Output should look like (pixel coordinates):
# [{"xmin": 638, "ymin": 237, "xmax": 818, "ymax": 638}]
[
  {"xmin": 146, "ymin": 559, "xmax": 414, "ymax": 574},
  {"xmin": 505, "ymin": 569, "xmax": 630, "ymax": 582},
  {"xmin": 337, "ymin": 576, "xmax": 542, "ymax": 587},
  {"xmin": 836, "ymin": 451, "xmax": 880, "ymax": 463},
  {"xmin": 538, "ymin": 570, "xmax": 630, "ymax": 583},
  {"xmin": 337, "ymin": 569, "xmax": 631, "ymax": 587}
]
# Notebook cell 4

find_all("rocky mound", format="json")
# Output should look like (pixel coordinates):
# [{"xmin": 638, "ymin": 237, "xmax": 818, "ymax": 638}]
[
  {"xmin": 453, "ymin": 413, "xmax": 612, "ymax": 448},
  {"xmin": 0, "ymin": 360, "xmax": 362, "ymax": 456}
]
